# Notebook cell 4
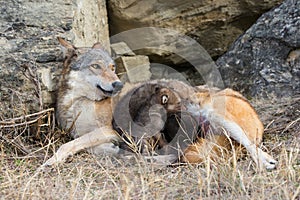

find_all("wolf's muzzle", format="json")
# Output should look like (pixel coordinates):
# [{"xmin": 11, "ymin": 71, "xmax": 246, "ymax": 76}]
[{"xmin": 112, "ymin": 81, "xmax": 123, "ymax": 94}]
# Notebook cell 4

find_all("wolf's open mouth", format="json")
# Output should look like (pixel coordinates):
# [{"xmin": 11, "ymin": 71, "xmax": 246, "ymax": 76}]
[{"xmin": 97, "ymin": 85, "xmax": 113, "ymax": 96}]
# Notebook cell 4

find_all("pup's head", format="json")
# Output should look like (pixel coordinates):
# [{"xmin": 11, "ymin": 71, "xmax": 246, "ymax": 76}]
[
  {"xmin": 58, "ymin": 37, "xmax": 123, "ymax": 100},
  {"xmin": 151, "ymin": 87, "xmax": 182, "ymax": 112},
  {"xmin": 113, "ymin": 82, "xmax": 187, "ymax": 155}
]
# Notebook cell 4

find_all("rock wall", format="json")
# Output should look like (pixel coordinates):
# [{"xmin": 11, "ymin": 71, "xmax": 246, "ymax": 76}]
[
  {"xmin": 0, "ymin": 0, "xmax": 110, "ymax": 117},
  {"xmin": 72, "ymin": 0, "xmax": 110, "ymax": 52},
  {"xmin": 108, "ymin": 0, "xmax": 283, "ymax": 60},
  {"xmin": 0, "ymin": 0, "xmax": 72, "ymax": 117},
  {"xmin": 216, "ymin": 0, "xmax": 300, "ymax": 98},
  {"xmin": 0, "ymin": 0, "xmax": 297, "ymax": 119}
]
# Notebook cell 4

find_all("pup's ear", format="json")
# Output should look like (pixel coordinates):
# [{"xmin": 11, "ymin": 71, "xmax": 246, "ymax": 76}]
[{"xmin": 154, "ymin": 85, "xmax": 161, "ymax": 93}]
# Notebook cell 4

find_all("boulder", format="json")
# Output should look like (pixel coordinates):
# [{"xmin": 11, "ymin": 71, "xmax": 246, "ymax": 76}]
[
  {"xmin": 111, "ymin": 42, "xmax": 135, "ymax": 57},
  {"xmin": 108, "ymin": 0, "xmax": 282, "ymax": 62},
  {"xmin": 0, "ymin": 0, "xmax": 110, "ymax": 117},
  {"xmin": 216, "ymin": 0, "xmax": 300, "ymax": 98},
  {"xmin": 72, "ymin": 0, "xmax": 110, "ymax": 52},
  {"xmin": 116, "ymin": 56, "xmax": 152, "ymax": 83},
  {"xmin": 112, "ymin": 42, "xmax": 152, "ymax": 83},
  {"xmin": 0, "ymin": 0, "xmax": 73, "ymax": 117}
]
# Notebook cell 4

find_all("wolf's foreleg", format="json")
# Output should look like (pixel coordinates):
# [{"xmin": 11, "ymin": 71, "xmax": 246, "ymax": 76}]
[{"xmin": 43, "ymin": 126, "xmax": 119, "ymax": 166}]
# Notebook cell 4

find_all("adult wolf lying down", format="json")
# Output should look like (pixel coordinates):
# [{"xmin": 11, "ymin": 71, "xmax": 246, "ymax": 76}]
[{"xmin": 44, "ymin": 38, "xmax": 276, "ymax": 170}]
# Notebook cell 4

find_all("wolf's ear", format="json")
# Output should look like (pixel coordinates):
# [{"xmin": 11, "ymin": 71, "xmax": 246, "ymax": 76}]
[
  {"xmin": 92, "ymin": 42, "xmax": 102, "ymax": 49},
  {"xmin": 57, "ymin": 37, "xmax": 75, "ymax": 49},
  {"xmin": 57, "ymin": 37, "xmax": 77, "ymax": 59},
  {"xmin": 57, "ymin": 37, "xmax": 76, "ymax": 56},
  {"xmin": 57, "ymin": 37, "xmax": 77, "ymax": 69}
]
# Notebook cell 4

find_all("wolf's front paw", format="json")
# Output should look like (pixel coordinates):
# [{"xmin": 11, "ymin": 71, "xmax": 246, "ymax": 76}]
[
  {"xmin": 42, "ymin": 144, "xmax": 73, "ymax": 167},
  {"xmin": 144, "ymin": 154, "xmax": 177, "ymax": 166},
  {"xmin": 257, "ymin": 150, "xmax": 277, "ymax": 170},
  {"xmin": 88, "ymin": 143, "xmax": 120, "ymax": 155},
  {"xmin": 42, "ymin": 153, "xmax": 67, "ymax": 167},
  {"xmin": 42, "ymin": 156, "xmax": 60, "ymax": 167}
]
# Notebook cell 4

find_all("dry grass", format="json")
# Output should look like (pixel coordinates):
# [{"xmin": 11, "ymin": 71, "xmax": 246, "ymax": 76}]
[{"xmin": 0, "ymin": 95, "xmax": 299, "ymax": 200}]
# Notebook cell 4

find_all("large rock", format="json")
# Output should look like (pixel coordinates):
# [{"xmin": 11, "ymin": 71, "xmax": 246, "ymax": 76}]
[
  {"xmin": 0, "ymin": 0, "xmax": 110, "ymax": 117},
  {"xmin": 0, "ymin": 0, "xmax": 73, "ymax": 117},
  {"xmin": 112, "ymin": 42, "xmax": 152, "ymax": 83},
  {"xmin": 72, "ymin": 0, "xmax": 110, "ymax": 52},
  {"xmin": 108, "ymin": 0, "xmax": 282, "ymax": 62},
  {"xmin": 216, "ymin": 0, "xmax": 300, "ymax": 98}
]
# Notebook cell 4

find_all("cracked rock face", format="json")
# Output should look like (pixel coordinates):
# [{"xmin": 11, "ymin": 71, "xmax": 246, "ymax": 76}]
[
  {"xmin": 0, "ymin": 0, "xmax": 110, "ymax": 117},
  {"xmin": 108, "ymin": 0, "xmax": 282, "ymax": 61},
  {"xmin": 0, "ymin": 0, "xmax": 297, "ymax": 119},
  {"xmin": 216, "ymin": 0, "xmax": 300, "ymax": 98},
  {"xmin": 0, "ymin": 0, "xmax": 74, "ymax": 117}
]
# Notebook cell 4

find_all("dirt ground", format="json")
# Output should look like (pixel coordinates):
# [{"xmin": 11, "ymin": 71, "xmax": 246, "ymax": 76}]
[{"xmin": 0, "ymin": 94, "xmax": 299, "ymax": 199}]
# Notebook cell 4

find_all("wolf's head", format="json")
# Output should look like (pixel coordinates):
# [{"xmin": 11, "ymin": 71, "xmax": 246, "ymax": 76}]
[{"xmin": 58, "ymin": 37, "xmax": 123, "ymax": 101}]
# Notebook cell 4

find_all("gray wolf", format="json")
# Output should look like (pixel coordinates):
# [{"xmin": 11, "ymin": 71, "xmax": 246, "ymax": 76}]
[{"xmin": 44, "ymin": 37, "xmax": 123, "ymax": 165}]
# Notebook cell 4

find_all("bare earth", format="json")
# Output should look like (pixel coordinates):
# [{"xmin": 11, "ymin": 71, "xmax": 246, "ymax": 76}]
[{"xmin": 0, "ymin": 94, "xmax": 299, "ymax": 200}]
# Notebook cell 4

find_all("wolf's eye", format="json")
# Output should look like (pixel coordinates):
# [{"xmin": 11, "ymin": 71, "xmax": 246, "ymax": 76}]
[
  {"xmin": 91, "ymin": 64, "xmax": 100, "ymax": 69},
  {"xmin": 109, "ymin": 64, "xmax": 115, "ymax": 72},
  {"xmin": 161, "ymin": 95, "xmax": 169, "ymax": 105}
]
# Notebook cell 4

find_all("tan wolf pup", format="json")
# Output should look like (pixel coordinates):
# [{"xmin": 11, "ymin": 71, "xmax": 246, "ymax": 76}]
[{"xmin": 182, "ymin": 86, "xmax": 277, "ymax": 170}]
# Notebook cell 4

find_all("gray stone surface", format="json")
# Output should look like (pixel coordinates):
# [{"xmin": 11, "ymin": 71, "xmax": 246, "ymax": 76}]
[
  {"xmin": 0, "ymin": 0, "xmax": 110, "ymax": 117},
  {"xmin": 111, "ymin": 42, "xmax": 135, "ymax": 57},
  {"xmin": 116, "ymin": 55, "xmax": 152, "ymax": 83},
  {"xmin": 216, "ymin": 0, "xmax": 300, "ymax": 98},
  {"xmin": 108, "ymin": 0, "xmax": 282, "ymax": 61},
  {"xmin": 72, "ymin": 0, "xmax": 110, "ymax": 52},
  {"xmin": 0, "ymin": 0, "xmax": 74, "ymax": 117}
]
